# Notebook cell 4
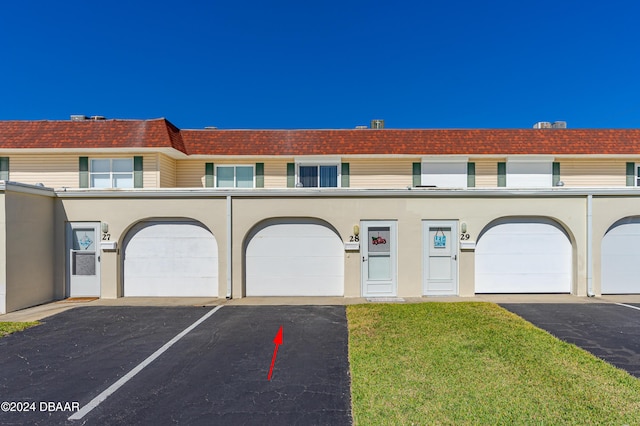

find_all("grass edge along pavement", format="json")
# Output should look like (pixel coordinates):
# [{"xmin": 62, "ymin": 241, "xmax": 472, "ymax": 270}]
[
  {"xmin": 0, "ymin": 322, "xmax": 39, "ymax": 338},
  {"xmin": 347, "ymin": 302, "xmax": 640, "ymax": 425}
]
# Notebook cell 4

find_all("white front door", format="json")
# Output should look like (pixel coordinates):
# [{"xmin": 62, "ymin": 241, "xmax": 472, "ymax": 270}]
[
  {"xmin": 423, "ymin": 221, "xmax": 458, "ymax": 295},
  {"xmin": 361, "ymin": 221, "xmax": 397, "ymax": 297},
  {"xmin": 67, "ymin": 222, "xmax": 100, "ymax": 297}
]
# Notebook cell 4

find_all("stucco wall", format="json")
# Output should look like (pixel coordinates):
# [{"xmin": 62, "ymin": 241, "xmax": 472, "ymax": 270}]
[
  {"xmin": 231, "ymin": 195, "xmax": 587, "ymax": 298},
  {"xmin": 4, "ymin": 189, "xmax": 55, "ymax": 312},
  {"xmin": 57, "ymin": 196, "xmax": 229, "ymax": 298},
  {"xmin": 4, "ymin": 188, "xmax": 630, "ymax": 309}
]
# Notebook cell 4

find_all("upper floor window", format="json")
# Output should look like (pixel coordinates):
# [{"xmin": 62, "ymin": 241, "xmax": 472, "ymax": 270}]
[
  {"xmin": 90, "ymin": 159, "xmax": 133, "ymax": 188},
  {"xmin": 299, "ymin": 165, "xmax": 338, "ymax": 187},
  {"xmin": 217, "ymin": 165, "xmax": 254, "ymax": 188},
  {"xmin": 636, "ymin": 164, "xmax": 640, "ymax": 187},
  {"xmin": 505, "ymin": 157, "xmax": 553, "ymax": 188},
  {"xmin": 420, "ymin": 157, "xmax": 468, "ymax": 188}
]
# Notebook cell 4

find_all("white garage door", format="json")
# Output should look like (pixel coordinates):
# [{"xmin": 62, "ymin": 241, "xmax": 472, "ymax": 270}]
[
  {"xmin": 602, "ymin": 218, "xmax": 640, "ymax": 294},
  {"xmin": 475, "ymin": 219, "xmax": 572, "ymax": 293},
  {"xmin": 246, "ymin": 220, "xmax": 344, "ymax": 296},
  {"xmin": 124, "ymin": 221, "xmax": 218, "ymax": 297}
]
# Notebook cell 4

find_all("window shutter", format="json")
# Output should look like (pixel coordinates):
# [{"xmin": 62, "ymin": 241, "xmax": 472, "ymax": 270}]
[
  {"xmin": 497, "ymin": 162, "xmax": 506, "ymax": 187},
  {"xmin": 412, "ymin": 162, "xmax": 421, "ymax": 187},
  {"xmin": 341, "ymin": 163, "xmax": 350, "ymax": 188},
  {"xmin": 133, "ymin": 156, "xmax": 143, "ymax": 188},
  {"xmin": 79, "ymin": 157, "xmax": 89, "ymax": 188},
  {"xmin": 255, "ymin": 163, "xmax": 264, "ymax": 188},
  {"xmin": 467, "ymin": 162, "xmax": 475, "ymax": 188},
  {"xmin": 287, "ymin": 163, "xmax": 295, "ymax": 188},
  {"xmin": 205, "ymin": 163, "xmax": 214, "ymax": 188},
  {"xmin": 627, "ymin": 162, "xmax": 635, "ymax": 187},
  {"xmin": 552, "ymin": 162, "xmax": 561, "ymax": 186},
  {"xmin": 0, "ymin": 157, "xmax": 9, "ymax": 181}
]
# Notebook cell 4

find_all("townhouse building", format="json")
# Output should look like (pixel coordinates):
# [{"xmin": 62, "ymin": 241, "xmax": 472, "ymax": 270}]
[{"xmin": 1, "ymin": 117, "xmax": 640, "ymax": 313}]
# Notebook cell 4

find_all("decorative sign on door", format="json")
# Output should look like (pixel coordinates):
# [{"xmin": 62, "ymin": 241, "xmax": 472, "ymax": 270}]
[
  {"xmin": 434, "ymin": 228, "xmax": 447, "ymax": 248},
  {"xmin": 368, "ymin": 227, "xmax": 390, "ymax": 252}
]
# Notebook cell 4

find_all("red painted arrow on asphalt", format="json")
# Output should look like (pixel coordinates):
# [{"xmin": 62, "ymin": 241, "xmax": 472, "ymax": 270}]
[{"xmin": 267, "ymin": 326, "xmax": 283, "ymax": 381}]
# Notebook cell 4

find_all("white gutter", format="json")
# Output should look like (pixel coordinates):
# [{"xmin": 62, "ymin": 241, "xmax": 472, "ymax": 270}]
[
  {"xmin": 226, "ymin": 195, "xmax": 232, "ymax": 299},
  {"xmin": 586, "ymin": 194, "xmax": 594, "ymax": 296},
  {"xmin": 53, "ymin": 187, "xmax": 640, "ymax": 198}
]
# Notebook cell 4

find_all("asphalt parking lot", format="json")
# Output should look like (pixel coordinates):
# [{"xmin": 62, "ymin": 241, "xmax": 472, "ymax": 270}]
[
  {"xmin": 500, "ymin": 303, "xmax": 640, "ymax": 378},
  {"xmin": 0, "ymin": 306, "xmax": 351, "ymax": 425}
]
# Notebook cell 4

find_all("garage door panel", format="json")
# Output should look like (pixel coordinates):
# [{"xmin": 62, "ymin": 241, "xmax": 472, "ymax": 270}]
[
  {"xmin": 475, "ymin": 220, "xmax": 572, "ymax": 293},
  {"xmin": 247, "ymin": 276, "xmax": 343, "ymax": 297},
  {"xmin": 124, "ymin": 222, "xmax": 218, "ymax": 297},
  {"xmin": 247, "ymin": 256, "xmax": 342, "ymax": 278},
  {"xmin": 246, "ymin": 221, "xmax": 344, "ymax": 296},
  {"xmin": 602, "ymin": 220, "xmax": 640, "ymax": 293},
  {"xmin": 248, "ymin": 237, "xmax": 340, "ymax": 256}
]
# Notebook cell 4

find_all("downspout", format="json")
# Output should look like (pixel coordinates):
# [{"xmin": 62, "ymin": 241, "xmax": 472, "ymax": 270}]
[
  {"xmin": 226, "ymin": 195, "xmax": 232, "ymax": 299},
  {"xmin": 587, "ymin": 194, "xmax": 594, "ymax": 297}
]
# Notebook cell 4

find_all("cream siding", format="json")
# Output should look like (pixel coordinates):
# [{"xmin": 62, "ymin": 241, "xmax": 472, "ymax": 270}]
[
  {"xmin": 473, "ymin": 159, "xmax": 502, "ymax": 188},
  {"xmin": 141, "ymin": 154, "xmax": 158, "ymax": 188},
  {"xmin": 348, "ymin": 158, "xmax": 413, "ymax": 189},
  {"xmin": 264, "ymin": 159, "xmax": 289, "ymax": 188},
  {"xmin": 9, "ymin": 154, "xmax": 78, "ymax": 188},
  {"xmin": 8, "ymin": 154, "xmax": 160, "ymax": 189},
  {"xmin": 176, "ymin": 159, "xmax": 289, "ymax": 188},
  {"xmin": 176, "ymin": 160, "xmax": 206, "ymax": 187},
  {"xmin": 559, "ymin": 159, "xmax": 626, "ymax": 187},
  {"xmin": 158, "ymin": 154, "xmax": 177, "ymax": 187}
]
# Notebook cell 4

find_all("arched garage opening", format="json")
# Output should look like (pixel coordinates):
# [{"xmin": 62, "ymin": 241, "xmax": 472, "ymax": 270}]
[
  {"xmin": 244, "ymin": 218, "xmax": 344, "ymax": 296},
  {"xmin": 475, "ymin": 217, "xmax": 572, "ymax": 293},
  {"xmin": 122, "ymin": 220, "xmax": 218, "ymax": 297},
  {"xmin": 602, "ymin": 217, "xmax": 640, "ymax": 294}
]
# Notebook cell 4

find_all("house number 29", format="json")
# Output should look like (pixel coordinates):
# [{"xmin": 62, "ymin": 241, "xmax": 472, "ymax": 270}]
[{"xmin": 460, "ymin": 233, "xmax": 470, "ymax": 240}]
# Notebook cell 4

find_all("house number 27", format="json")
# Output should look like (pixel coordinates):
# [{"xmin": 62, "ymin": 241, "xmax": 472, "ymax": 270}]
[{"xmin": 102, "ymin": 233, "xmax": 111, "ymax": 241}]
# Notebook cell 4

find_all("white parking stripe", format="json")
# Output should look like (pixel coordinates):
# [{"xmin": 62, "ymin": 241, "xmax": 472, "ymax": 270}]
[
  {"xmin": 69, "ymin": 305, "xmax": 224, "ymax": 421},
  {"xmin": 615, "ymin": 302, "xmax": 640, "ymax": 312}
]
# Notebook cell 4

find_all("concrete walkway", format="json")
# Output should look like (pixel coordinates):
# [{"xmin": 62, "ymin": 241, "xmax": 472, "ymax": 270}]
[{"xmin": 4, "ymin": 294, "xmax": 640, "ymax": 323}]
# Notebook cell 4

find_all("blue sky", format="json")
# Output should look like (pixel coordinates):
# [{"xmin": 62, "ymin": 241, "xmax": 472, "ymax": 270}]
[{"xmin": 2, "ymin": 1, "xmax": 640, "ymax": 129}]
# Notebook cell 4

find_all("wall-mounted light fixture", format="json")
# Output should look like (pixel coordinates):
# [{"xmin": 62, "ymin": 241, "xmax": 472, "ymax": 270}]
[
  {"xmin": 460, "ymin": 222, "xmax": 467, "ymax": 233},
  {"xmin": 101, "ymin": 222, "xmax": 109, "ymax": 233},
  {"xmin": 353, "ymin": 225, "xmax": 360, "ymax": 236}
]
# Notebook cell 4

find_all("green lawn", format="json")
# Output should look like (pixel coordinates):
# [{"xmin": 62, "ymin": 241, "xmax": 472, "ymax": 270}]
[
  {"xmin": 348, "ymin": 302, "xmax": 640, "ymax": 425},
  {"xmin": 0, "ymin": 322, "xmax": 38, "ymax": 338}
]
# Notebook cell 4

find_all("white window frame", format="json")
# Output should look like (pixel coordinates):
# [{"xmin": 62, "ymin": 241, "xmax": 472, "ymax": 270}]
[
  {"xmin": 506, "ymin": 156, "xmax": 554, "ymax": 188},
  {"xmin": 420, "ymin": 156, "xmax": 468, "ymax": 188},
  {"xmin": 636, "ymin": 163, "xmax": 640, "ymax": 187},
  {"xmin": 89, "ymin": 158, "xmax": 134, "ymax": 189},
  {"xmin": 215, "ymin": 164, "xmax": 255, "ymax": 188},
  {"xmin": 295, "ymin": 157, "xmax": 341, "ymax": 188}
]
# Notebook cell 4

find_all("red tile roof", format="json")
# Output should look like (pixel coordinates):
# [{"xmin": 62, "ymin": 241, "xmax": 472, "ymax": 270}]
[
  {"xmin": 181, "ymin": 129, "xmax": 640, "ymax": 156},
  {"xmin": 0, "ymin": 118, "xmax": 186, "ymax": 153},
  {"xmin": 2, "ymin": 119, "xmax": 640, "ymax": 156}
]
